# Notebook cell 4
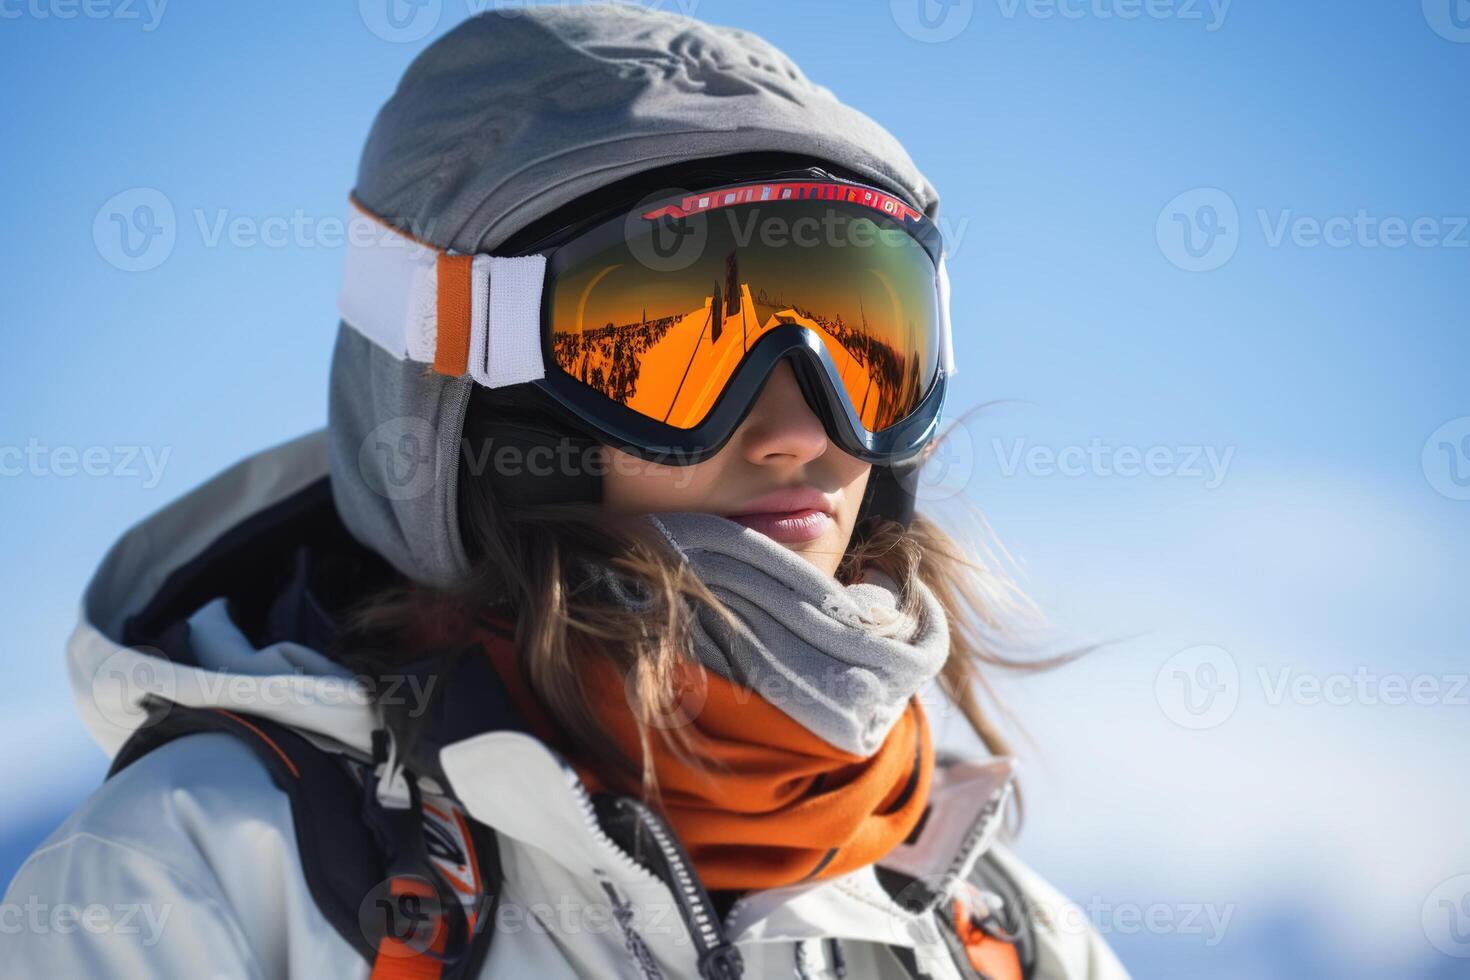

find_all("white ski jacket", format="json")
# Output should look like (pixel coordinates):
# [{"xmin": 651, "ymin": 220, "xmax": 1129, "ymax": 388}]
[{"xmin": 2, "ymin": 432, "xmax": 1130, "ymax": 979}]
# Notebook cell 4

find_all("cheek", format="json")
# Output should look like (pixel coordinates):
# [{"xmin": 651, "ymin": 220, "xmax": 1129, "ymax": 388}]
[
  {"xmin": 836, "ymin": 464, "xmax": 873, "ymax": 529},
  {"xmin": 602, "ymin": 447, "xmax": 722, "ymax": 513}
]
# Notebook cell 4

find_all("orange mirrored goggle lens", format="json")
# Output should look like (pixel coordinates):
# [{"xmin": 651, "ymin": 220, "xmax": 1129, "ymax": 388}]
[{"xmin": 546, "ymin": 185, "xmax": 941, "ymax": 435}]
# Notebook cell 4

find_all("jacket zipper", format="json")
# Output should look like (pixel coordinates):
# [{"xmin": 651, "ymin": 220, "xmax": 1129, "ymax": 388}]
[
  {"xmin": 557, "ymin": 766, "xmax": 743, "ymax": 979},
  {"xmin": 602, "ymin": 796, "xmax": 745, "ymax": 980}
]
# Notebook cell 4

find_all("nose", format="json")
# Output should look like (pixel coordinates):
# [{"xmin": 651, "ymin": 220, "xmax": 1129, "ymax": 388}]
[{"xmin": 738, "ymin": 360, "xmax": 829, "ymax": 467}]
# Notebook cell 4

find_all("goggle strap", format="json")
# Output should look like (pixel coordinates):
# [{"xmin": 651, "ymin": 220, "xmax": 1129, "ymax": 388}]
[
  {"xmin": 480, "ymin": 253, "xmax": 548, "ymax": 388},
  {"xmin": 339, "ymin": 198, "xmax": 547, "ymax": 387}
]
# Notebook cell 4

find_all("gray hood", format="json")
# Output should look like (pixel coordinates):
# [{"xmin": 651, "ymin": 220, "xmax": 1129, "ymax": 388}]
[{"xmin": 329, "ymin": 4, "xmax": 939, "ymax": 588}]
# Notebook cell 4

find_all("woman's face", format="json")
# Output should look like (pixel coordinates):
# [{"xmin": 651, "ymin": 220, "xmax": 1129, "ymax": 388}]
[{"xmin": 602, "ymin": 361, "xmax": 871, "ymax": 578}]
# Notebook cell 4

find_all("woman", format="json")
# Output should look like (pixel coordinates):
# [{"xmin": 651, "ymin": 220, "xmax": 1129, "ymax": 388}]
[{"xmin": 4, "ymin": 6, "xmax": 1127, "ymax": 978}]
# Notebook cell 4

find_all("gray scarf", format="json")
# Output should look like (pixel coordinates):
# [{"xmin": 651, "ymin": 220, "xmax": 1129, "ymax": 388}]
[{"xmin": 635, "ymin": 511, "xmax": 950, "ymax": 757}]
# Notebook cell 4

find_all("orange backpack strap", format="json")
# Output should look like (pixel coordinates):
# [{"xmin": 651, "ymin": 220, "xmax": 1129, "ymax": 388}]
[
  {"xmin": 952, "ymin": 898, "xmax": 1025, "ymax": 980},
  {"xmin": 369, "ymin": 874, "xmax": 450, "ymax": 980},
  {"xmin": 951, "ymin": 850, "xmax": 1037, "ymax": 980}
]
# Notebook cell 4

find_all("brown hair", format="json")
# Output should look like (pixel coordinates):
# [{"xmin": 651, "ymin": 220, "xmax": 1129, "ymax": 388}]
[{"xmin": 335, "ymin": 414, "xmax": 1060, "ymax": 801}]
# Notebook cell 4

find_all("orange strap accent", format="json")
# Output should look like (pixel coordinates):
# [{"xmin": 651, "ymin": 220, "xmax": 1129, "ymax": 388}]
[
  {"xmin": 369, "ymin": 877, "xmax": 447, "ymax": 980},
  {"xmin": 213, "ymin": 710, "xmax": 300, "ymax": 779},
  {"xmin": 953, "ymin": 899, "xmax": 1023, "ymax": 980},
  {"xmin": 433, "ymin": 254, "xmax": 474, "ymax": 377}
]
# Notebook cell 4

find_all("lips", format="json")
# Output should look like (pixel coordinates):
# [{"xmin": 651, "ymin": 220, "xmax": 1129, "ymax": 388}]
[
  {"xmin": 725, "ymin": 486, "xmax": 836, "ymax": 544},
  {"xmin": 728, "ymin": 486, "xmax": 834, "ymax": 518}
]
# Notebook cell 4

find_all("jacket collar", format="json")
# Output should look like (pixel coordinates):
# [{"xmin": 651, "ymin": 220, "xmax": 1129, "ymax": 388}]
[{"xmin": 440, "ymin": 728, "xmax": 1015, "ymax": 949}]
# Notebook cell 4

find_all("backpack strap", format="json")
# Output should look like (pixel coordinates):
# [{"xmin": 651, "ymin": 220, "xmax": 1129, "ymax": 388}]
[
  {"xmin": 876, "ymin": 852, "xmax": 1036, "ymax": 980},
  {"xmin": 108, "ymin": 704, "xmax": 501, "ymax": 977},
  {"xmin": 954, "ymin": 851, "xmax": 1037, "ymax": 980}
]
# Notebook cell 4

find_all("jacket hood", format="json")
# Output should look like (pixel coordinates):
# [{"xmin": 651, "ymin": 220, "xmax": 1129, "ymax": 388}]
[
  {"xmin": 329, "ymin": 4, "xmax": 941, "ymax": 589},
  {"xmin": 69, "ymin": 430, "xmax": 385, "ymax": 761}
]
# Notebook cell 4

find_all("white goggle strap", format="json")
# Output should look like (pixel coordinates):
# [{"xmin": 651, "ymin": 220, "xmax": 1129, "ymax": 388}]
[
  {"xmin": 936, "ymin": 251, "xmax": 957, "ymax": 377},
  {"xmin": 337, "ymin": 199, "xmax": 547, "ymax": 387}
]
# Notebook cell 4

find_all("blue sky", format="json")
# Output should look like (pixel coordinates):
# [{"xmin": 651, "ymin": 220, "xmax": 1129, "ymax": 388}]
[{"xmin": 2, "ymin": 2, "xmax": 1467, "ymax": 977}]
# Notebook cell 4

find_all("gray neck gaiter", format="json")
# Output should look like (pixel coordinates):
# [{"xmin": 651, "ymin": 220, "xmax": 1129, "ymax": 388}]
[{"xmin": 641, "ymin": 511, "xmax": 950, "ymax": 757}]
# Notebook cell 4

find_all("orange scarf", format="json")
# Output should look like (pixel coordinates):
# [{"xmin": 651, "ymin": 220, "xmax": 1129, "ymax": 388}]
[{"xmin": 480, "ymin": 628, "xmax": 934, "ymax": 892}]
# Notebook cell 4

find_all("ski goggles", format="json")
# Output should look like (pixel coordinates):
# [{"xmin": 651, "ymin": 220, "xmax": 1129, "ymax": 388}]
[{"xmin": 339, "ymin": 179, "xmax": 954, "ymax": 465}]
